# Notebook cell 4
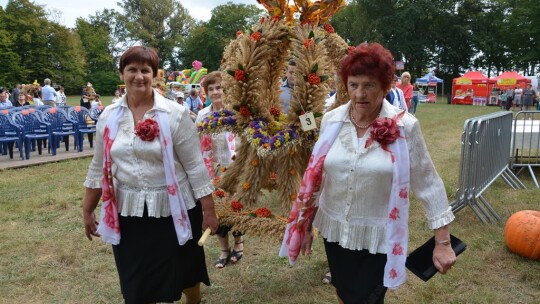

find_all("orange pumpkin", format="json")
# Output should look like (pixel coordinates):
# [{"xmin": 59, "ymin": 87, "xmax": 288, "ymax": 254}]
[{"xmin": 504, "ymin": 210, "xmax": 540, "ymax": 260}]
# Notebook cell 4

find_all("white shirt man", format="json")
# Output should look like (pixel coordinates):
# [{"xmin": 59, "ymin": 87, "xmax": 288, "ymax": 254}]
[
  {"xmin": 0, "ymin": 90, "xmax": 13, "ymax": 108},
  {"xmin": 42, "ymin": 78, "xmax": 57, "ymax": 106}
]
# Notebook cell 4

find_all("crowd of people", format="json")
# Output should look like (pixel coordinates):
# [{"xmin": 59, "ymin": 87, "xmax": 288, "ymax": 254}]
[
  {"xmin": 79, "ymin": 44, "xmax": 457, "ymax": 304},
  {"xmin": 498, "ymin": 84, "xmax": 538, "ymax": 111},
  {"xmin": 0, "ymin": 80, "xmax": 67, "ymax": 109}
]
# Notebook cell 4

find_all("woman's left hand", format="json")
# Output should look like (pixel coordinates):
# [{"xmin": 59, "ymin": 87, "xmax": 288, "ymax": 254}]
[{"xmin": 433, "ymin": 242, "xmax": 456, "ymax": 274}]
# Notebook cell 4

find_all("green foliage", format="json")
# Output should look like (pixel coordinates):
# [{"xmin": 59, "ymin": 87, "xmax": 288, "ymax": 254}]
[
  {"xmin": 88, "ymin": 70, "xmax": 122, "ymax": 96},
  {"xmin": 178, "ymin": 2, "xmax": 263, "ymax": 71},
  {"xmin": 117, "ymin": 0, "xmax": 196, "ymax": 69}
]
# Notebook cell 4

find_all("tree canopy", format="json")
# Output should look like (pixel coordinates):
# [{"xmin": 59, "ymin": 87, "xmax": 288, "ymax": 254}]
[{"xmin": 0, "ymin": 0, "xmax": 537, "ymax": 94}]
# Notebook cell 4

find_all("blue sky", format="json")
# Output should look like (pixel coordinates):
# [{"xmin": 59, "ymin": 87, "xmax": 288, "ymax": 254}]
[{"xmin": 0, "ymin": 0, "xmax": 263, "ymax": 28}]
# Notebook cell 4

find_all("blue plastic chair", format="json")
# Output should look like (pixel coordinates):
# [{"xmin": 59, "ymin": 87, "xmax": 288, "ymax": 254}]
[
  {"xmin": 12, "ymin": 110, "xmax": 53, "ymax": 159},
  {"xmin": 0, "ymin": 110, "xmax": 24, "ymax": 160},
  {"xmin": 68, "ymin": 106, "xmax": 96, "ymax": 151},
  {"xmin": 40, "ymin": 107, "xmax": 79, "ymax": 154}
]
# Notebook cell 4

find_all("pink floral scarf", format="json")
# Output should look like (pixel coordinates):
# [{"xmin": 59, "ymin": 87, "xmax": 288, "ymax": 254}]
[
  {"xmin": 200, "ymin": 132, "xmax": 236, "ymax": 178},
  {"xmin": 97, "ymin": 106, "xmax": 192, "ymax": 245},
  {"xmin": 279, "ymin": 108, "xmax": 410, "ymax": 288}
]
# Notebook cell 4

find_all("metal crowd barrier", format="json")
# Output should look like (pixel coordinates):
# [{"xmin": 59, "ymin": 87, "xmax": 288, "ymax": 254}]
[
  {"xmin": 451, "ymin": 111, "xmax": 525, "ymax": 224},
  {"xmin": 510, "ymin": 111, "xmax": 540, "ymax": 188}
]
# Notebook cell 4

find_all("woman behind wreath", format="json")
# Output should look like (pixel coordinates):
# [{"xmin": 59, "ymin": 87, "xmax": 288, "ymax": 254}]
[
  {"xmin": 282, "ymin": 42, "xmax": 456, "ymax": 304},
  {"xmin": 82, "ymin": 46, "xmax": 218, "ymax": 304}
]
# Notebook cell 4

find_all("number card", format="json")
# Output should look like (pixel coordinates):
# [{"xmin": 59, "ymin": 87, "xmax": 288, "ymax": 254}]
[{"xmin": 299, "ymin": 112, "xmax": 317, "ymax": 131}]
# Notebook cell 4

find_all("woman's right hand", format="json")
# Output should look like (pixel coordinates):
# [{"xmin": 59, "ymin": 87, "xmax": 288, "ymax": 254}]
[
  {"xmin": 300, "ymin": 229, "xmax": 314, "ymax": 256},
  {"xmin": 83, "ymin": 210, "xmax": 100, "ymax": 241}
]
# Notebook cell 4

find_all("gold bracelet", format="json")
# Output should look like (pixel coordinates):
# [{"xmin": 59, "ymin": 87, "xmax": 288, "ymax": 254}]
[{"xmin": 436, "ymin": 239, "xmax": 451, "ymax": 246}]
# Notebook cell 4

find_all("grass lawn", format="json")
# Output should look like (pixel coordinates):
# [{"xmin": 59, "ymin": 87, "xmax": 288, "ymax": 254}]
[{"xmin": 0, "ymin": 101, "xmax": 539, "ymax": 303}]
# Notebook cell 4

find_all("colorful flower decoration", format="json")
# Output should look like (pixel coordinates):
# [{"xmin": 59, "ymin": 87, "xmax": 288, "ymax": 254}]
[
  {"xmin": 135, "ymin": 118, "xmax": 160, "ymax": 141},
  {"xmin": 243, "ymin": 182, "xmax": 251, "ymax": 190},
  {"xmin": 254, "ymin": 207, "xmax": 272, "ymax": 218},
  {"xmin": 214, "ymin": 189, "xmax": 226, "ymax": 198},
  {"xmin": 323, "ymin": 23, "xmax": 335, "ymax": 33},
  {"xmin": 251, "ymin": 31, "xmax": 262, "ymax": 41},
  {"xmin": 365, "ymin": 111, "xmax": 405, "ymax": 161},
  {"xmin": 239, "ymin": 106, "xmax": 251, "ymax": 117},
  {"xmin": 231, "ymin": 200, "xmax": 244, "ymax": 212},
  {"xmin": 269, "ymin": 107, "xmax": 281, "ymax": 117},
  {"xmin": 307, "ymin": 73, "xmax": 321, "ymax": 85},
  {"xmin": 196, "ymin": 109, "xmax": 237, "ymax": 133},
  {"xmin": 304, "ymin": 38, "xmax": 314, "ymax": 48},
  {"xmin": 227, "ymin": 64, "xmax": 248, "ymax": 82},
  {"xmin": 243, "ymin": 119, "xmax": 301, "ymax": 156}
]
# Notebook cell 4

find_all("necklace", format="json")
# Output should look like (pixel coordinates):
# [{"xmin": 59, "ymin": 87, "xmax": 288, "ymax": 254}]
[{"xmin": 349, "ymin": 106, "xmax": 378, "ymax": 129}]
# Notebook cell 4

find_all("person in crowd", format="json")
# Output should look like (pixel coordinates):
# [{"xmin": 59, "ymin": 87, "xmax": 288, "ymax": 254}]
[
  {"xmin": 195, "ymin": 71, "xmax": 243, "ymax": 269},
  {"xmin": 185, "ymin": 89, "xmax": 203, "ymax": 115},
  {"xmin": 522, "ymin": 84, "xmax": 536, "ymax": 112},
  {"xmin": 56, "ymin": 86, "xmax": 67, "ymax": 106},
  {"xmin": 505, "ymin": 87, "xmax": 514, "ymax": 111},
  {"xmin": 42, "ymin": 78, "xmax": 57, "ymax": 107},
  {"xmin": 279, "ymin": 59, "xmax": 296, "ymax": 114},
  {"xmin": 410, "ymin": 83, "xmax": 420, "ymax": 115},
  {"xmin": 500, "ymin": 89, "xmax": 507, "ymax": 111},
  {"xmin": 10, "ymin": 84, "xmax": 21, "ymax": 103},
  {"xmin": 111, "ymin": 90, "xmax": 122, "ymax": 104},
  {"xmin": 14, "ymin": 93, "xmax": 31, "ymax": 107},
  {"xmin": 80, "ymin": 86, "xmax": 90, "ymax": 109},
  {"xmin": 514, "ymin": 86, "xmax": 523, "ymax": 111},
  {"xmin": 397, "ymin": 71, "xmax": 413, "ymax": 110},
  {"xmin": 90, "ymin": 94, "xmax": 103, "ymax": 109},
  {"xmin": 176, "ymin": 91, "xmax": 191, "ymax": 113},
  {"xmin": 386, "ymin": 75, "xmax": 407, "ymax": 111},
  {"xmin": 284, "ymin": 42, "xmax": 456, "ymax": 303},
  {"xmin": 0, "ymin": 89, "xmax": 13, "ymax": 108},
  {"xmin": 82, "ymin": 45, "xmax": 218, "ymax": 304}
]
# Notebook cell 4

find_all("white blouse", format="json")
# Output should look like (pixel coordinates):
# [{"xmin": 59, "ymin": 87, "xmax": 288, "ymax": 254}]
[
  {"xmin": 195, "ymin": 105, "xmax": 237, "ymax": 167},
  {"xmin": 313, "ymin": 100, "xmax": 454, "ymax": 253},
  {"xmin": 84, "ymin": 91, "xmax": 214, "ymax": 217}
]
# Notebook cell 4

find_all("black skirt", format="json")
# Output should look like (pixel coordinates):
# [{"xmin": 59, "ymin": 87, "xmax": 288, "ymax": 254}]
[
  {"xmin": 324, "ymin": 239, "xmax": 388, "ymax": 304},
  {"xmin": 112, "ymin": 202, "xmax": 210, "ymax": 304}
]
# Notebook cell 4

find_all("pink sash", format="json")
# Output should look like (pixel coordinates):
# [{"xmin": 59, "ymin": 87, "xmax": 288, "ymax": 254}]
[
  {"xmin": 97, "ymin": 107, "xmax": 192, "ymax": 245},
  {"xmin": 279, "ymin": 109, "xmax": 410, "ymax": 288}
]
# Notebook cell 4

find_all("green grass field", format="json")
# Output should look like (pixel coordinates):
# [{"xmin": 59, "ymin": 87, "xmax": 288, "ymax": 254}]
[{"xmin": 0, "ymin": 102, "xmax": 539, "ymax": 303}]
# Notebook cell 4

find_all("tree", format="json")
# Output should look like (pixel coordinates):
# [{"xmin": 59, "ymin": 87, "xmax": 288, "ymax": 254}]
[
  {"xmin": 3, "ymin": 0, "xmax": 52, "ymax": 83},
  {"xmin": 117, "ymin": 0, "xmax": 195, "ymax": 68},
  {"xmin": 0, "ymin": 6, "xmax": 23, "ymax": 88},
  {"xmin": 47, "ymin": 23, "xmax": 86, "ymax": 93},
  {"xmin": 178, "ymin": 2, "xmax": 263, "ymax": 71},
  {"xmin": 76, "ymin": 13, "xmax": 121, "ymax": 95}
]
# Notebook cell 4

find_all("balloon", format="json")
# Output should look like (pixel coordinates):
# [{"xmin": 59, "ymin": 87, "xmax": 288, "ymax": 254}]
[{"xmin": 192, "ymin": 60, "xmax": 203, "ymax": 71}]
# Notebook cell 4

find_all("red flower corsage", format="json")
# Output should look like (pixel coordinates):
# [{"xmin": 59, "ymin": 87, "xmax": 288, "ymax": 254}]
[
  {"xmin": 135, "ymin": 118, "xmax": 160, "ymax": 141},
  {"xmin": 365, "ymin": 111, "xmax": 406, "ymax": 161}
]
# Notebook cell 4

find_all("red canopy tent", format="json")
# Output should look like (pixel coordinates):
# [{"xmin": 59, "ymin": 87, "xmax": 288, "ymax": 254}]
[
  {"xmin": 491, "ymin": 71, "xmax": 531, "ymax": 88},
  {"xmin": 452, "ymin": 71, "xmax": 495, "ymax": 105}
]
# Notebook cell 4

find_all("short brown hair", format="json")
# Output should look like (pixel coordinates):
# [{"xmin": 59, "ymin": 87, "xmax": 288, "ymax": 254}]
[
  {"xmin": 202, "ymin": 71, "xmax": 222, "ymax": 95},
  {"xmin": 119, "ymin": 46, "xmax": 159, "ymax": 77},
  {"xmin": 340, "ymin": 43, "xmax": 395, "ymax": 92}
]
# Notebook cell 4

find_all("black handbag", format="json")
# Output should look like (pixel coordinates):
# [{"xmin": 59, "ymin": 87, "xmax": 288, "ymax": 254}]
[{"xmin": 405, "ymin": 234, "xmax": 467, "ymax": 281}]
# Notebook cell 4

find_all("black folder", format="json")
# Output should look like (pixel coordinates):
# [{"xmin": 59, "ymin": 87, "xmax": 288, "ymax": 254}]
[{"xmin": 405, "ymin": 234, "xmax": 466, "ymax": 281}]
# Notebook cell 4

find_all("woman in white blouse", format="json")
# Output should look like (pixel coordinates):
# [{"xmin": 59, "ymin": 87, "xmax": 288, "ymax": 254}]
[
  {"xmin": 292, "ymin": 43, "xmax": 456, "ymax": 303},
  {"xmin": 82, "ymin": 46, "xmax": 218, "ymax": 304},
  {"xmin": 111, "ymin": 90, "xmax": 122, "ymax": 104},
  {"xmin": 196, "ymin": 72, "xmax": 244, "ymax": 269}
]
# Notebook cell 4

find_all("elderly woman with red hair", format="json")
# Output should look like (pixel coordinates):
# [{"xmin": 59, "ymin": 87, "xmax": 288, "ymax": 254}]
[{"xmin": 282, "ymin": 42, "xmax": 456, "ymax": 303}]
